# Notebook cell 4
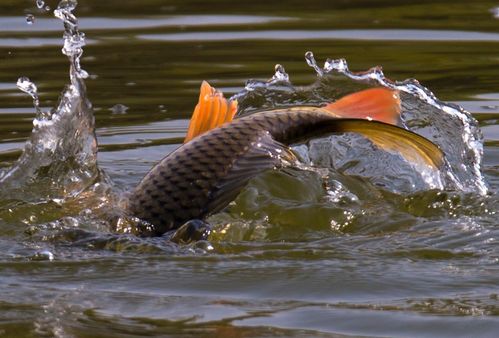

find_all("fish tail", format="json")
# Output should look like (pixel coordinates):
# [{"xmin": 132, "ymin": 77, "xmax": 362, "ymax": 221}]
[
  {"xmin": 320, "ymin": 88, "xmax": 432, "ymax": 165},
  {"xmin": 184, "ymin": 81, "xmax": 237, "ymax": 143},
  {"xmin": 290, "ymin": 116, "xmax": 444, "ymax": 170},
  {"xmin": 323, "ymin": 88, "xmax": 401, "ymax": 125}
]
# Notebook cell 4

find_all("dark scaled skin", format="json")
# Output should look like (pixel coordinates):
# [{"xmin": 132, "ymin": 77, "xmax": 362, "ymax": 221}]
[{"xmin": 127, "ymin": 108, "xmax": 343, "ymax": 236}]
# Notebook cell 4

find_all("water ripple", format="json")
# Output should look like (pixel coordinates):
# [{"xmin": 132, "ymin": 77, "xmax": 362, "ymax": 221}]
[
  {"xmin": 138, "ymin": 29, "xmax": 499, "ymax": 42},
  {"xmin": 0, "ymin": 15, "xmax": 293, "ymax": 32}
]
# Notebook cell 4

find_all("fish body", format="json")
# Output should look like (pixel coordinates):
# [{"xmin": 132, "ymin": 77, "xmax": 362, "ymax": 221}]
[
  {"xmin": 127, "ymin": 85, "xmax": 443, "ymax": 235},
  {"xmin": 128, "ymin": 108, "xmax": 328, "ymax": 235}
]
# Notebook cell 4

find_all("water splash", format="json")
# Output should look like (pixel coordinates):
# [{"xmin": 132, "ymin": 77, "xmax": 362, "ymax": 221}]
[
  {"xmin": 54, "ymin": 0, "xmax": 88, "ymax": 79},
  {"xmin": 305, "ymin": 51, "xmax": 323, "ymax": 76},
  {"xmin": 25, "ymin": 1, "xmax": 51, "ymax": 26},
  {"xmin": 16, "ymin": 76, "xmax": 46, "ymax": 118},
  {"xmin": 270, "ymin": 64, "xmax": 289, "ymax": 83},
  {"xmin": 234, "ymin": 52, "xmax": 488, "ymax": 195},
  {"xmin": 0, "ymin": 0, "xmax": 98, "ymax": 201},
  {"xmin": 313, "ymin": 52, "xmax": 486, "ymax": 195},
  {"xmin": 490, "ymin": 7, "xmax": 499, "ymax": 19},
  {"xmin": 36, "ymin": 0, "xmax": 47, "ymax": 10},
  {"xmin": 26, "ymin": 14, "xmax": 35, "ymax": 25},
  {"xmin": 110, "ymin": 103, "xmax": 129, "ymax": 115}
]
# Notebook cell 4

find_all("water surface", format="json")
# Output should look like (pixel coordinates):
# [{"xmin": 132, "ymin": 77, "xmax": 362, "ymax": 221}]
[{"xmin": 0, "ymin": 1, "xmax": 498, "ymax": 337}]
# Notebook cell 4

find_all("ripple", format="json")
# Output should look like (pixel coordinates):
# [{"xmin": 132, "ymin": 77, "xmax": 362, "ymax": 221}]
[
  {"xmin": 0, "ymin": 15, "xmax": 293, "ymax": 32},
  {"xmin": 483, "ymin": 125, "xmax": 499, "ymax": 141},
  {"xmin": 138, "ymin": 29, "xmax": 499, "ymax": 42},
  {"xmin": 0, "ymin": 38, "xmax": 65, "ymax": 47}
]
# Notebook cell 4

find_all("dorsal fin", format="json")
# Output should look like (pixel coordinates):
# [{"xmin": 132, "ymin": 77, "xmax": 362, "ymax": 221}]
[
  {"xmin": 184, "ymin": 81, "xmax": 237, "ymax": 143},
  {"xmin": 323, "ymin": 88, "xmax": 401, "ymax": 125},
  {"xmin": 185, "ymin": 84, "xmax": 400, "ymax": 143}
]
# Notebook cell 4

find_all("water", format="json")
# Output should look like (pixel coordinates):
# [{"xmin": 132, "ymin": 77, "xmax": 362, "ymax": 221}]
[{"xmin": 0, "ymin": 0, "xmax": 498, "ymax": 337}]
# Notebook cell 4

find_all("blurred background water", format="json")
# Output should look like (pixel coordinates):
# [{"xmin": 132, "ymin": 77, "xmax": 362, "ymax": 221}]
[{"xmin": 0, "ymin": 1, "xmax": 498, "ymax": 337}]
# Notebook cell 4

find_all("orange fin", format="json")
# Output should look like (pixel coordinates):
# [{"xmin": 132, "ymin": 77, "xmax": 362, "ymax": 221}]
[
  {"xmin": 184, "ymin": 81, "xmax": 237, "ymax": 143},
  {"xmin": 331, "ymin": 119, "xmax": 444, "ymax": 169},
  {"xmin": 324, "ymin": 88, "xmax": 401, "ymax": 125}
]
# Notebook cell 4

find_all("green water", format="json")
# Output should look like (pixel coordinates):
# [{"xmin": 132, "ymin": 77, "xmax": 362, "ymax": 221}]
[{"xmin": 0, "ymin": 0, "xmax": 498, "ymax": 337}]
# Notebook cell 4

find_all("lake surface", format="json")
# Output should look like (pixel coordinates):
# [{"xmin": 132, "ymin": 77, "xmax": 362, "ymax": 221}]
[{"xmin": 0, "ymin": 0, "xmax": 498, "ymax": 337}]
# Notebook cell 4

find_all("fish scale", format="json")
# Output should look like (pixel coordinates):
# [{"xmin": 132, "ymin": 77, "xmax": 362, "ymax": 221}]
[
  {"xmin": 127, "ymin": 110, "xmax": 323, "ymax": 235},
  {"xmin": 127, "ymin": 109, "xmax": 443, "ymax": 235}
]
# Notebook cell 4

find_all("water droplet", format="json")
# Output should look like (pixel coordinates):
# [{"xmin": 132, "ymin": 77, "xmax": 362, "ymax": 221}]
[
  {"xmin": 51, "ymin": 198, "xmax": 64, "ymax": 205},
  {"xmin": 481, "ymin": 105, "xmax": 499, "ymax": 110},
  {"xmin": 110, "ymin": 104, "xmax": 129, "ymax": 114},
  {"xmin": 16, "ymin": 76, "xmax": 38, "ymax": 97},
  {"xmin": 16, "ymin": 76, "xmax": 47, "ymax": 118},
  {"xmin": 56, "ymin": 0, "xmax": 78, "ymax": 13},
  {"xmin": 369, "ymin": 66, "xmax": 384, "ymax": 79},
  {"xmin": 16, "ymin": 76, "xmax": 39, "ymax": 108},
  {"xmin": 26, "ymin": 14, "xmax": 35, "ymax": 25},
  {"xmin": 271, "ymin": 64, "xmax": 289, "ymax": 82},
  {"xmin": 158, "ymin": 104, "xmax": 167, "ymax": 113},
  {"xmin": 325, "ymin": 58, "xmax": 348, "ymax": 73},
  {"xmin": 54, "ymin": 0, "xmax": 88, "ymax": 79},
  {"xmin": 305, "ymin": 51, "xmax": 323, "ymax": 76},
  {"xmin": 490, "ymin": 7, "xmax": 499, "ymax": 19},
  {"xmin": 32, "ymin": 250, "xmax": 54, "ymax": 261}
]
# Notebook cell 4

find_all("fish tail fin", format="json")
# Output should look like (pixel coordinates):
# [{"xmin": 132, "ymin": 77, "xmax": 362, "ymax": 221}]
[
  {"xmin": 324, "ymin": 88, "xmax": 401, "ymax": 125},
  {"xmin": 184, "ymin": 81, "xmax": 238, "ymax": 143},
  {"xmin": 330, "ymin": 119, "xmax": 444, "ymax": 169}
]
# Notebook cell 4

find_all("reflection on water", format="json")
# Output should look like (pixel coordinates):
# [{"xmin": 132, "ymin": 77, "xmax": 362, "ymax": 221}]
[
  {"xmin": 0, "ymin": 0, "xmax": 498, "ymax": 337},
  {"xmin": 1, "ymin": 15, "xmax": 293, "ymax": 32},
  {"xmin": 139, "ymin": 29, "xmax": 499, "ymax": 42}
]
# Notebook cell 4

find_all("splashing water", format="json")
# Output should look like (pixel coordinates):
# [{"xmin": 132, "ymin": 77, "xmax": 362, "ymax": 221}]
[
  {"xmin": 0, "ymin": 5, "xmax": 497, "ymax": 336},
  {"xmin": 271, "ymin": 64, "xmax": 289, "ymax": 83},
  {"xmin": 54, "ymin": 0, "xmax": 88, "ymax": 79},
  {"xmin": 1, "ymin": 2, "xmax": 488, "ymax": 231},
  {"xmin": 234, "ymin": 52, "xmax": 488, "ymax": 195},
  {"xmin": 490, "ymin": 7, "xmax": 499, "ymax": 19},
  {"xmin": 26, "ymin": 1, "xmax": 51, "ymax": 26},
  {"xmin": 36, "ymin": 0, "xmax": 46, "ymax": 10},
  {"xmin": 0, "ymin": 0, "xmax": 98, "ymax": 201},
  {"xmin": 16, "ymin": 76, "xmax": 45, "ymax": 118},
  {"xmin": 25, "ymin": 14, "xmax": 35, "ymax": 25},
  {"xmin": 318, "ymin": 52, "xmax": 487, "ymax": 194}
]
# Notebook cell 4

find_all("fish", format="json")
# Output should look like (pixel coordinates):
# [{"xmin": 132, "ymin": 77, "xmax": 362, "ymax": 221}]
[{"xmin": 126, "ymin": 82, "xmax": 444, "ymax": 236}]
